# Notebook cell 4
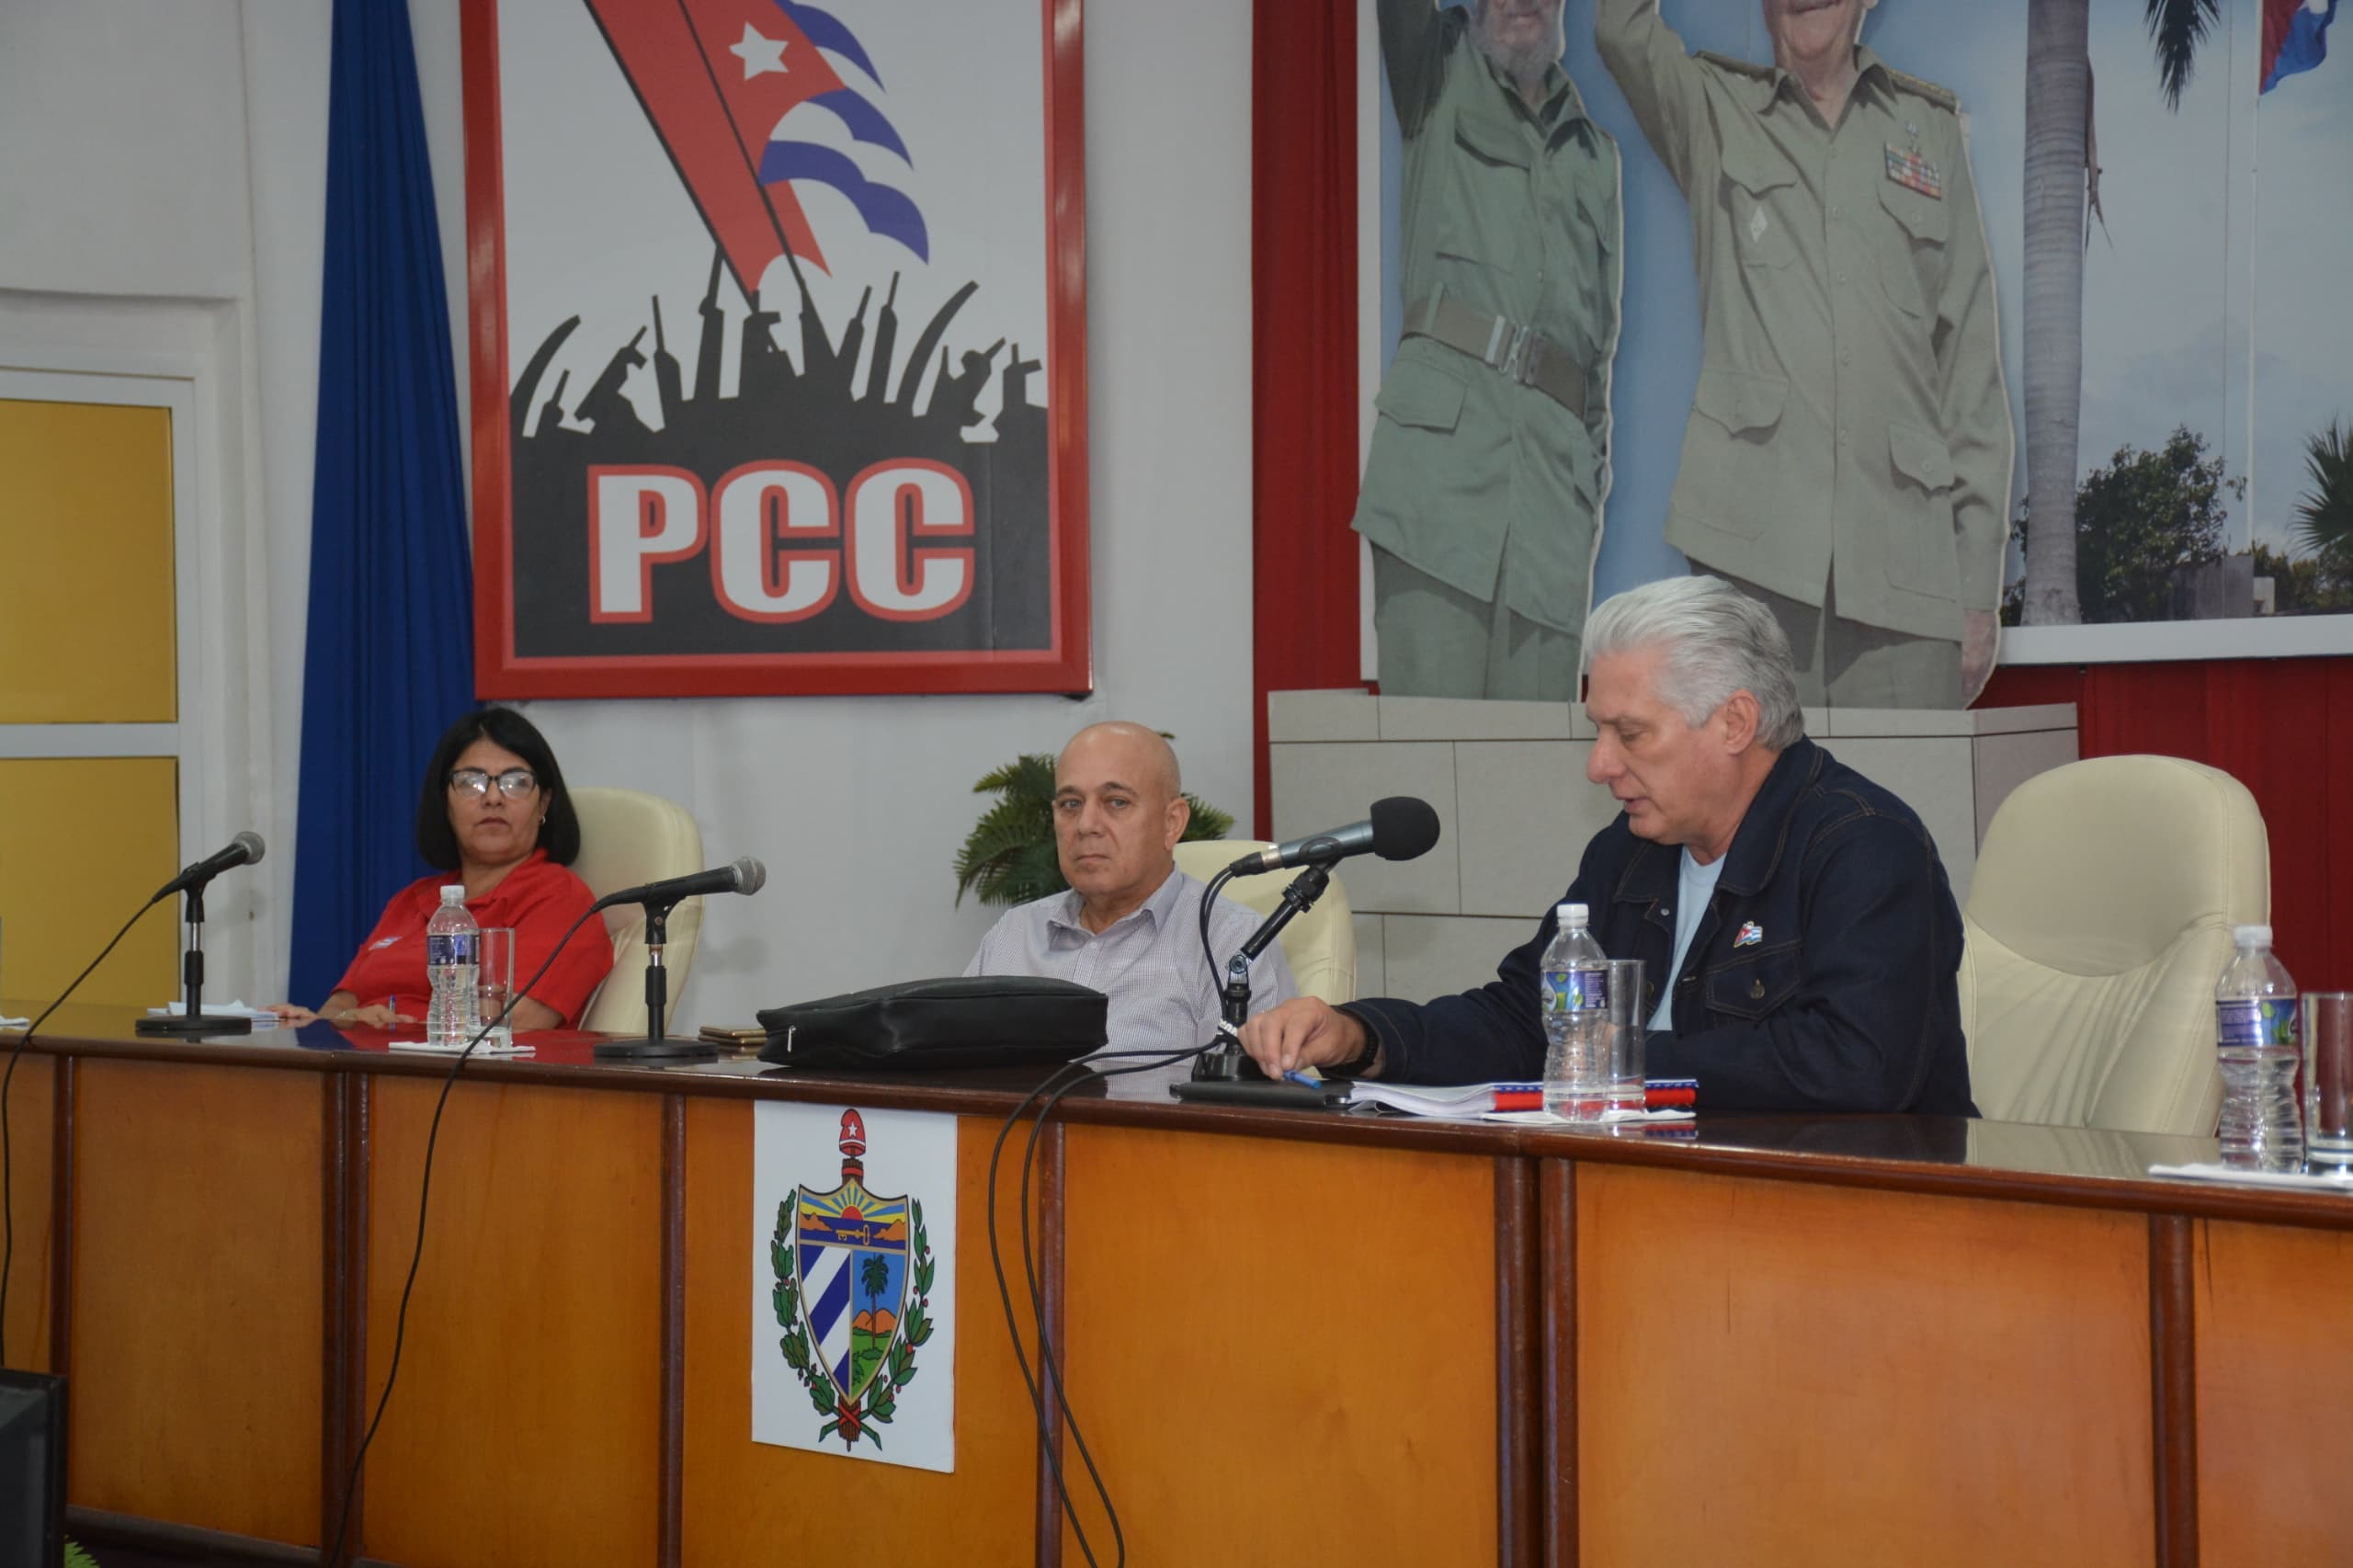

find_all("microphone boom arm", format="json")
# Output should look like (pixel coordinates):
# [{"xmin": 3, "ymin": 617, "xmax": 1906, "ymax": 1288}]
[{"xmin": 1193, "ymin": 860, "xmax": 1336, "ymax": 1083}]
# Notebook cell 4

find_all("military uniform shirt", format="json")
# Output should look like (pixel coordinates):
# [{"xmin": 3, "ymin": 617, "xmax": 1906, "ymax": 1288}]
[
  {"xmin": 1355, "ymin": 0, "xmax": 1624, "ymax": 635},
  {"xmin": 1597, "ymin": 0, "xmax": 2013, "ymax": 641}
]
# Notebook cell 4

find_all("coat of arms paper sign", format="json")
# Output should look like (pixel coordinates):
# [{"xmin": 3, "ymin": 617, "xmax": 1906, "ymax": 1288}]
[{"xmin": 751, "ymin": 1101, "xmax": 958, "ymax": 1470}]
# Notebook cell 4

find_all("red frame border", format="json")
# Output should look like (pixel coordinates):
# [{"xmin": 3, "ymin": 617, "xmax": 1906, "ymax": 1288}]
[{"xmin": 460, "ymin": 0, "xmax": 1092, "ymax": 699}]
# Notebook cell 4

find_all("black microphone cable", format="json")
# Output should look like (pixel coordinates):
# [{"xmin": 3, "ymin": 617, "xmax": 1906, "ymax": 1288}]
[
  {"xmin": 1197, "ymin": 864, "xmax": 1244, "ymax": 1001},
  {"xmin": 324, "ymin": 903, "xmax": 602, "ymax": 1568},
  {"xmin": 987, "ymin": 1040, "xmax": 1208, "ymax": 1568},
  {"xmin": 0, "ymin": 893, "xmax": 165, "ymax": 1368}
]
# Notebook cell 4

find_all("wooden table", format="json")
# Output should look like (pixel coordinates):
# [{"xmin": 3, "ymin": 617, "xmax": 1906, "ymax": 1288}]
[{"xmin": 1, "ymin": 1006, "xmax": 2347, "ymax": 1567}]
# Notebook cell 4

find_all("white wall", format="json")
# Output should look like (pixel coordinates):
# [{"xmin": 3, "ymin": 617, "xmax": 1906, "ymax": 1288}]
[{"xmin": 0, "ymin": 0, "xmax": 1258, "ymax": 1031}]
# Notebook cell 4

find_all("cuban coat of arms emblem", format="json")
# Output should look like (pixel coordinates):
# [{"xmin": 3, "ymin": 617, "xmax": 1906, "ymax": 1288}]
[{"xmin": 753, "ymin": 1103, "xmax": 957, "ymax": 1469}]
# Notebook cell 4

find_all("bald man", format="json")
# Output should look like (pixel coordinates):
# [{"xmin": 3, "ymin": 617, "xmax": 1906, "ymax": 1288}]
[{"xmin": 965, "ymin": 723, "xmax": 1298, "ymax": 1053}]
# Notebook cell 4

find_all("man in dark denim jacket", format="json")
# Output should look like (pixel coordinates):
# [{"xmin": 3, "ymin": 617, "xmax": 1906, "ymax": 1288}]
[{"xmin": 1240, "ymin": 575, "xmax": 1975, "ymax": 1114}]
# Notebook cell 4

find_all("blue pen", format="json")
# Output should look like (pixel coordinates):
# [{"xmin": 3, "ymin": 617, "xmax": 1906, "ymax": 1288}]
[{"xmin": 1283, "ymin": 1067, "xmax": 1323, "ymax": 1088}]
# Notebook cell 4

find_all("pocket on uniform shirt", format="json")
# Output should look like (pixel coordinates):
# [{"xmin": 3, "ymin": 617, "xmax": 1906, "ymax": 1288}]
[
  {"xmin": 1374, "ymin": 353, "xmax": 1470, "ymax": 433},
  {"xmin": 1671, "ymin": 365, "xmax": 1792, "ymax": 540},
  {"xmin": 1720, "ymin": 147, "xmax": 1801, "ymax": 272},
  {"xmin": 1883, "ymin": 419, "xmax": 1961, "ymax": 598},
  {"xmin": 1876, "ymin": 175, "xmax": 1949, "ymax": 320}
]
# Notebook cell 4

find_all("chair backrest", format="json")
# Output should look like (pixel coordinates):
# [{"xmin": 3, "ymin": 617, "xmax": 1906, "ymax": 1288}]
[
  {"xmin": 1961, "ymin": 755, "xmax": 2268, "ymax": 1136},
  {"xmin": 1169, "ymin": 841, "xmax": 1358, "ymax": 1006},
  {"xmin": 567, "ymin": 787, "xmax": 708, "ymax": 1033}
]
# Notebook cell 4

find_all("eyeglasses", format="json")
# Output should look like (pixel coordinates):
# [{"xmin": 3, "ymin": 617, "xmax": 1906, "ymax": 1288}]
[{"xmin": 449, "ymin": 767, "xmax": 540, "ymax": 800}]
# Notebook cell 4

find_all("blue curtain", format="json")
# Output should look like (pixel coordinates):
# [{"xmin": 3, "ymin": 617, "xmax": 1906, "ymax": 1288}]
[{"xmin": 288, "ymin": 0, "xmax": 475, "ymax": 1004}]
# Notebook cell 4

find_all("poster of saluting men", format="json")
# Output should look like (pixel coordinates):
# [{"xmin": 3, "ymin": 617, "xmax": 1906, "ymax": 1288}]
[
  {"xmin": 464, "ymin": 0, "xmax": 1089, "ymax": 699},
  {"xmin": 1362, "ymin": 0, "xmax": 2353, "ymax": 708}
]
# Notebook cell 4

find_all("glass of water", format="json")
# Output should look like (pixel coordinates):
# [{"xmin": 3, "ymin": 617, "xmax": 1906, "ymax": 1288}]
[
  {"xmin": 1605, "ymin": 959, "xmax": 1647, "ymax": 1115},
  {"xmin": 477, "ymin": 927, "xmax": 516, "ymax": 1049}
]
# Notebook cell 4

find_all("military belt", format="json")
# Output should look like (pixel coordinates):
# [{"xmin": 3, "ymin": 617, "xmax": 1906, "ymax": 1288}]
[{"xmin": 1403, "ymin": 295, "xmax": 1588, "ymax": 420}]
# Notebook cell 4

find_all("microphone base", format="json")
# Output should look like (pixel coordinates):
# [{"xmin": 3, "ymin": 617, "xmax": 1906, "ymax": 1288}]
[
  {"xmin": 1188, "ymin": 1042, "xmax": 1256, "ymax": 1082},
  {"xmin": 136, "ymin": 1014, "xmax": 254, "ymax": 1036},
  {"xmin": 592, "ymin": 1035, "xmax": 718, "ymax": 1062},
  {"xmin": 1169, "ymin": 1035, "xmax": 1348, "ymax": 1108}
]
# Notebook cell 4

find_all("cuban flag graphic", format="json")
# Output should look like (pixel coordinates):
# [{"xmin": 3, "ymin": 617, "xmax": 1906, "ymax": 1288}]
[
  {"xmin": 584, "ymin": 0, "xmax": 928, "ymax": 290},
  {"xmin": 2263, "ymin": 0, "xmax": 2339, "ymax": 93}
]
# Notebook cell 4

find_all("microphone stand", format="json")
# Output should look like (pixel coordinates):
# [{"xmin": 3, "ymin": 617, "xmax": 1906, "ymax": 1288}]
[
  {"xmin": 135, "ymin": 881, "xmax": 253, "ymax": 1036},
  {"xmin": 592, "ymin": 899, "xmax": 714, "ymax": 1061},
  {"xmin": 1171, "ymin": 863, "xmax": 1344, "ymax": 1107}
]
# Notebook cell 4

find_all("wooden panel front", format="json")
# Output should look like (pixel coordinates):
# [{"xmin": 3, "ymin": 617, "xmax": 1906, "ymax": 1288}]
[
  {"xmin": 68, "ymin": 1060, "xmax": 322, "ymax": 1542},
  {"xmin": 2195, "ymin": 1220, "xmax": 2353, "ymax": 1566},
  {"xmin": 1061, "ymin": 1124, "xmax": 1499, "ymax": 1566},
  {"xmin": 1574, "ymin": 1163, "xmax": 2154, "ymax": 1568},
  {"xmin": 361, "ymin": 1078, "xmax": 662, "ymax": 1567},
  {"xmin": 0, "ymin": 1053, "xmax": 52, "ymax": 1372},
  {"xmin": 678, "ymin": 1101, "xmax": 1041, "ymax": 1563}
]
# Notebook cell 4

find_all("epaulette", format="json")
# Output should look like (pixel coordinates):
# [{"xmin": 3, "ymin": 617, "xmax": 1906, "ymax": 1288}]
[
  {"xmin": 1881, "ymin": 67, "xmax": 1959, "ymax": 113},
  {"xmin": 1694, "ymin": 50, "xmax": 1775, "ymax": 82}
]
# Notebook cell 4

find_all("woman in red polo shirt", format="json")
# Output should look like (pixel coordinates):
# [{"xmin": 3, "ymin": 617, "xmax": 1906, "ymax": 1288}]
[{"xmin": 269, "ymin": 707, "xmax": 615, "ymax": 1029}]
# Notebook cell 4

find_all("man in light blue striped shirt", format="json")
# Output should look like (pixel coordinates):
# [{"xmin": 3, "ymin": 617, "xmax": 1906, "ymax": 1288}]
[{"xmin": 965, "ymin": 722, "xmax": 1295, "ymax": 1054}]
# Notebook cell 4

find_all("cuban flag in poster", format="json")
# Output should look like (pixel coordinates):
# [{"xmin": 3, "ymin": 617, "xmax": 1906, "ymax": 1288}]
[
  {"xmin": 470, "ymin": 0, "xmax": 1081, "ymax": 698},
  {"xmin": 2263, "ymin": 0, "xmax": 2339, "ymax": 93}
]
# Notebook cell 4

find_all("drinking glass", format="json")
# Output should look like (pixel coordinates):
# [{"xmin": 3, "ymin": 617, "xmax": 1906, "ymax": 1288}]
[
  {"xmin": 478, "ymin": 927, "xmax": 517, "ymax": 1049},
  {"xmin": 1606, "ymin": 958, "xmax": 1647, "ymax": 1115},
  {"xmin": 2302, "ymin": 991, "xmax": 2353, "ymax": 1168}
]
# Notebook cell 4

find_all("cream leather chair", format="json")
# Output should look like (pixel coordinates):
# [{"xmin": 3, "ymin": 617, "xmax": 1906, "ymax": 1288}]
[
  {"xmin": 1961, "ymin": 755, "xmax": 2268, "ymax": 1136},
  {"xmin": 569, "ymin": 787, "xmax": 707, "ymax": 1033},
  {"xmin": 1171, "ymin": 840, "xmax": 1358, "ymax": 1005}
]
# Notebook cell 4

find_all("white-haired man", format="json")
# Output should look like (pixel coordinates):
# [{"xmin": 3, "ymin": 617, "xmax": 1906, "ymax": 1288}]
[
  {"xmin": 1597, "ymin": 0, "xmax": 2012, "ymax": 708},
  {"xmin": 1240, "ymin": 576, "xmax": 1974, "ymax": 1113},
  {"xmin": 968, "ymin": 722, "xmax": 1297, "ymax": 1053},
  {"xmin": 1354, "ymin": 0, "xmax": 1623, "ymax": 700}
]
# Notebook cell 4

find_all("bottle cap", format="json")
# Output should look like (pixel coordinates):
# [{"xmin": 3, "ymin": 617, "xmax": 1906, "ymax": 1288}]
[
  {"xmin": 2232, "ymin": 923, "xmax": 2272, "ymax": 947},
  {"xmin": 441, "ymin": 885, "xmax": 467, "ymax": 903},
  {"xmin": 1560, "ymin": 902, "xmax": 1588, "ymax": 926}
]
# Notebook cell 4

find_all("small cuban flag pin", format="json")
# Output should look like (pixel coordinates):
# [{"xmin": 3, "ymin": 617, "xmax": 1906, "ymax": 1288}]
[{"xmin": 1735, "ymin": 921, "xmax": 1764, "ymax": 948}]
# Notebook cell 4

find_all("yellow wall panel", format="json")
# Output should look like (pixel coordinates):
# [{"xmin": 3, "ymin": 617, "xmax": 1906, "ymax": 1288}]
[
  {"xmin": 0, "ymin": 398, "xmax": 176, "ymax": 722},
  {"xmin": 0, "ymin": 757, "xmax": 178, "ymax": 1007}
]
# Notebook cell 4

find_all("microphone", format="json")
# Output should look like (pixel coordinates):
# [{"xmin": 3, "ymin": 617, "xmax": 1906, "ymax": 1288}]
[
  {"xmin": 1225, "ymin": 797, "xmax": 1441, "ymax": 875},
  {"xmin": 593, "ymin": 855, "xmax": 767, "ymax": 911},
  {"xmin": 153, "ymin": 831, "xmax": 266, "ymax": 903}
]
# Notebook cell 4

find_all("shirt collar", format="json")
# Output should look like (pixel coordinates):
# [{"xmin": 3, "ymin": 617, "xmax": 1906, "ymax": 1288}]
[
  {"xmin": 466, "ymin": 847, "xmax": 549, "ymax": 915},
  {"xmin": 1756, "ymin": 46, "xmax": 1890, "ymax": 119},
  {"xmin": 1480, "ymin": 50, "xmax": 1588, "ymax": 132},
  {"xmin": 1047, "ymin": 863, "xmax": 1187, "ymax": 937},
  {"xmin": 1714, "ymin": 739, "xmax": 1824, "ymax": 897},
  {"xmin": 1606, "ymin": 742, "xmax": 1822, "ymax": 907}
]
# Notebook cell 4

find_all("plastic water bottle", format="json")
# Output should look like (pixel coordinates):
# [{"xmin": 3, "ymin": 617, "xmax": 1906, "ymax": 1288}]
[
  {"xmin": 2216, "ymin": 923, "xmax": 2302, "ymax": 1171},
  {"xmin": 426, "ymin": 885, "xmax": 482, "ymax": 1050},
  {"xmin": 1540, "ymin": 903, "xmax": 1609, "ymax": 1119}
]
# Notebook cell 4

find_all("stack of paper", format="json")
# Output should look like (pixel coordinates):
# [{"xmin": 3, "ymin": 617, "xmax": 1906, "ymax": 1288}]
[{"xmin": 146, "ymin": 1000, "xmax": 282, "ymax": 1023}]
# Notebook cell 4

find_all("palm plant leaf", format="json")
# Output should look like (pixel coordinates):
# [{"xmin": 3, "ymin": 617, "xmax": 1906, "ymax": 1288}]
[
  {"xmin": 2144, "ymin": 0, "xmax": 2219, "ymax": 108},
  {"xmin": 2291, "ymin": 418, "xmax": 2353, "ymax": 567},
  {"xmin": 970, "ymin": 753, "xmax": 1056, "ymax": 801},
  {"xmin": 1181, "ymin": 796, "xmax": 1235, "ymax": 841}
]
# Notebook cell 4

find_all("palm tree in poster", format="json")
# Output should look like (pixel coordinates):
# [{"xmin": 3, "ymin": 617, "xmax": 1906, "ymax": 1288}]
[
  {"xmin": 2018, "ymin": 0, "xmax": 2219, "ymax": 626},
  {"xmin": 2290, "ymin": 419, "xmax": 2353, "ymax": 574}
]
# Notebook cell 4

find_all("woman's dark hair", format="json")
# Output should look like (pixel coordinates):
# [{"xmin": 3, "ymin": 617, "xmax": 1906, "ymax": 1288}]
[{"xmin": 415, "ymin": 705, "xmax": 583, "ymax": 870}]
